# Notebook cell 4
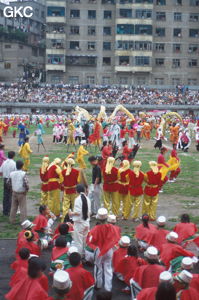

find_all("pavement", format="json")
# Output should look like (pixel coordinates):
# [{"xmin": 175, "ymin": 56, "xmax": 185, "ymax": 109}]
[{"xmin": 0, "ymin": 239, "xmax": 130, "ymax": 300}]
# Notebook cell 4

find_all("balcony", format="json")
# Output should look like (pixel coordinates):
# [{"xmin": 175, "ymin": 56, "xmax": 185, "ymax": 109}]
[
  {"xmin": 46, "ymin": 64, "xmax": 66, "ymax": 72},
  {"xmin": 115, "ymin": 65, "xmax": 152, "ymax": 72},
  {"xmin": 66, "ymin": 56, "xmax": 97, "ymax": 66}
]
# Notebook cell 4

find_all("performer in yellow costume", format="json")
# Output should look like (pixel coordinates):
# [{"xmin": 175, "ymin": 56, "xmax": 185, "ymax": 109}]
[
  {"xmin": 67, "ymin": 121, "xmax": 76, "ymax": 150},
  {"xmin": 39, "ymin": 156, "xmax": 49, "ymax": 205},
  {"xmin": 47, "ymin": 158, "xmax": 63, "ymax": 216},
  {"xmin": 18, "ymin": 137, "xmax": 33, "ymax": 171},
  {"xmin": 76, "ymin": 140, "xmax": 89, "ymax": 169},
  {"xmin": 0, "ymin": 120, "xmax": 6, "ymax": 142}
]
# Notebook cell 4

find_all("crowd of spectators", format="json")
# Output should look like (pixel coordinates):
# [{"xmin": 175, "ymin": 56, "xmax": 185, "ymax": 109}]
[{"xmin": 0, "ymin": 83, "xmax": 199, "ymax": 105}]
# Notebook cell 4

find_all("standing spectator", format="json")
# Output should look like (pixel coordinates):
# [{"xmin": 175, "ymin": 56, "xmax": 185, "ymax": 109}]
[
  {"xmin": 9, "ymin": 160, "xmax": 29, "ymax": 224},
  {"xmin": 0, "ymin": 144, "xmax": 7, "ymax": 166},
  {"xmin": 69, "ymin": 184, "xmax": 91, "ymax": 256},
  {"xmin": 88, "ymin": 156, "xmax": 102, "ymax": 216},
  {"xmin": 0, "ymin": 151, "xmax": 16, "ymax": 216}
]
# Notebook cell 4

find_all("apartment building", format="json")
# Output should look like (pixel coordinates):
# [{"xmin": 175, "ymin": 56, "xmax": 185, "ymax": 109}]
[
  {"xmin": 46, "ymin": 0, "xmax": 199, "ymax": 86},
  {"xmin": 0, "ymin": 1, "xmax": 45, "ymax": 82}
]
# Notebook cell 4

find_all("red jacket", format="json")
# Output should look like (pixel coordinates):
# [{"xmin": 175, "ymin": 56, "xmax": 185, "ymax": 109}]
[
  {"xmin": 134, "ymin": 264, "xmax": 165, "ymax": 288},
  {"xmin": 122, "ymin": 145, "xmax": 132, "ymax": 160},
  {"xmin": 112, "ymin": 247, "xmax": 127, "ymax": 272},
  {"xmin": 48, "ymin": 165, "xmax": 61, "ymax": 191},
  {"xmin": 67, "ymin": 265, "xmax": 95, "ymax": 300},
  {"xmin": 51, "ymin": 246, "xmax": 68, "ymax": 261},
  {"xmin": 33, "ymin": 214, "xmax": 48, "ymax": 232},
  {"xmin": 157, "ymin": 154, "xmax": 169, "ymax": 168},
  {"xmin": 144, "ymin": 170, "xmax": 162, "ymax": 196},
  {"xmin": 118, "ymin": 169, "xmax": 130, "ymax": 195},
  {"xmin": 137, "ymin": 287, "xmax": 157, "ymax": 300},
  {"xmin": 40, "ymin": 168, "xmax": 49, "ymax": 192},
  {"xmin": 129, "ymin": 170, "xmax": 144, "ymax": 196},
  {"xmin": 62, "ymin": 168, "xmax": 79, "ymax": 194},
  {"xmin": 135, "ymin": 223, "xmax": 157, "ymax": 244},
  {"xmin": 103, "ymin": 167, "xmax": 118, "ymax": 192},
  {"xmin": 173, "ymin": 222, "xmax": 197, "ymax": 244},
  {"xmin": 149, "ymin": 228, "xmax": 169, "ymax": 251}
]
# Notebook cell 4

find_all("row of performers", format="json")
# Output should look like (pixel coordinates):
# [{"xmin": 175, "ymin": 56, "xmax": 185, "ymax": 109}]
[{"xmin": 40, "ymin": 147, "xmax": 180, "ymax": 222}]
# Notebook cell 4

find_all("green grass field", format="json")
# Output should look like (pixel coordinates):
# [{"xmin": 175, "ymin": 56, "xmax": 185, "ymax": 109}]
[{"xmin": 0, "ymin": 124, "xmax": 198, "ymax": 238}]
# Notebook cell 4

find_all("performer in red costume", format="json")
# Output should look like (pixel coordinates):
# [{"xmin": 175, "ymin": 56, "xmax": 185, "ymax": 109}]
[
  {"xmin": 67, "ymin": 252, "xmax": 95, "ymax": 300},
  {"xmin": 149, "ymin": 216, "xmax": 169, "ymax": 251},
  {"xmin": 5, "ymin": 257, "xmax": 49, "ymax": 300},
  {"xmin": 33, "ymin": 205, "xmax": 49, "ymax": 237},
  {"xmin": 16, "ymin": 230, "xmax": 41, "ymax": 257},
  {"xmin": 89, "ymin": 208, "xmax": 120, "ymax": 291},
  {"xmin": 160, "ymin": 232, "xmax": 195, "ymax": 269},
  {"xmin": 113, "ymin": 236, "xmax": 131, "ymax": 274},
  {"xmin": 101, "ymin": 141, "xmax": 112, "ymax": 170},
  {"xmin": 122, "ymin": 140, "xmax": 133, "ymax": 161},
  {"xmin": 173, "ymin": 214, "xmax": 197, "ymax": 244},
  {"xmin": 157, "ymin": 147, "xmax": 169, "ymax": 192},
  {"xmin": 89, "ymin": 119, "xmax": 102, "ymax": 149},
  {"xmin": 168, "ymin": 144, "xmax": 181, "ymax": 182},
  {"xmin": 173, "ymin": 270, "xmax": 199, "ymax": 300},
  {"xmin": 135, "ymin": 214, "xmax": 156, "ymax": 249}
]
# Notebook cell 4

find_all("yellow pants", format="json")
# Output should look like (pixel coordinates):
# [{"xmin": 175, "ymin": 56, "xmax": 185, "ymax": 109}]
[
  {"xmin": 48, "ymin": 189, "xmax": 60, "ymax": 216},
  {"xmin": 67, "ymin": 135, "xmax": 75, "ymax": 144},
  {"xmin": 103, "ymin": 191, "xmax": 118, "ymax": 216},
  {"xmin": 129, "ymin": 195, "xmax": 142, "ymax": 219},
  {"xmin": 142, "ymin": 194, "xmax": 159, "ymax": 220},
  {"xmin": 119, "ymin": 193, "xmax": 131, "ymax": 219},
  {"xmin": 23, "ymin": 158, "xmax": 30, "ymax": 171},
  {"xmin": 77, "ymin": 158, "xmax": 86, "ymax": 169},
  {"xmin": 62, "ymin": 193, "xmax": 77, "ymax": 222},
  {"xmin": 40, "ymin": 191, "xmax": 48, "ymax": 205}
]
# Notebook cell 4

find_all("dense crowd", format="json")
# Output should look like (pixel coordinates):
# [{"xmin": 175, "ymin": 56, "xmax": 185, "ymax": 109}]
[{"xmin": 0, "ymin": 83, "xmax": 199, "ymax": 105}]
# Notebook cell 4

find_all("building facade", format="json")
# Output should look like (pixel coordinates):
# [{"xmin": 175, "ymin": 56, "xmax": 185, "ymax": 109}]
[
  {"xmin": 47, "ymin": 0, "xmax": 199, "ymax": 86},
  {"xmin": 0, "ymin": 1, "xmax": 45, "ymax": 82}
]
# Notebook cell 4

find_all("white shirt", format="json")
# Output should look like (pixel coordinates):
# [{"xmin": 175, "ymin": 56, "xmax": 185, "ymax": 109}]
[
  {"xmin": 0, "ymin": 159, "xmax": 16, "ymax": 178},
  {"xmin": 73, "ymin": 193, "xmax": 91, "ymax": 225},
  {"xmin": 10, "ymin": 170, "xmax": 27, "ymax": 192}
]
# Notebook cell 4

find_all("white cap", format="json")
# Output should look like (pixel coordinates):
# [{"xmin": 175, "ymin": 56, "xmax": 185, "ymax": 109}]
[
  {"xmin": 144, "ymin": 246, "xmax": 158, "ymax": 260},
  {"xmin": 81, "ymin": 140, "xmax": 86, "ymax": 145},
  {"xmin": 29, "ymin": 254, "xmax": 39, "ymax": 260},
  {"xmin": 175, "ymin": 270, "xmax": 193, "ymax": 284},
  {"xmin": 119, "ymin": 236, "xmax": 131, "ymax": 247},
  {"xmin": 107, "ymin": 214, "xmax": 116, "ymax": 224},
  {"xmin": 39, "ymin": 239, "xmax": 48, "ymax": 250},
  {"xmin": 159, "ymin": 271, "xmax": 172, "ymax": 282},
  {"xmin": 157, "ymin": 216, "xmax": 166, "ymax": 226},
  {"xmin": 166, "ymin": 232, "xmax": 178, "ymax": 242},
  {"xmin": 21, "ymin": 220, "xmax": 34, "ymax": 229},
  {"xmin": 68, "ymin": 246, "xmax": 78, "ymax": 256},
  {"xmin": 96, "ymin": 208, "xmax": 108, "ymax": 220},
  {"xmin": 53, "ymin": 270, "xmax": 72, "ymax": 290},
  {"xmin": 181, "ymin": 257, "xmax": 193, "ymax": 270}
]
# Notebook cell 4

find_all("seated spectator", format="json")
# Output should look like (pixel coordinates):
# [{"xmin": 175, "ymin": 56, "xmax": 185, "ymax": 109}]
[{"xmin": 173, "ymin": 214, "xmax": 197, "ymax": 244}]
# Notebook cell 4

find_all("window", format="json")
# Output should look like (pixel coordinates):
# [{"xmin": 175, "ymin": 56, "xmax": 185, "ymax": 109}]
[
  {"xmin": 156, "ymin": 27, "xmax": 165, "ymax": 37},
  {"xmin": 174, "ymin": 13, "xmax": 182, "ymax": 21},
  {"xmin": 87, "ymin": 76, "xmax": 95, "ymax": 84},
  {"xmin": 188, "ymin": 44, "xmax": 198, "ymax": 53},
  {"xmin": 187, "ymin": 78, "xmax": 197, "ymax": 85},
  {"xmin": 4, "ymin": 62, "xmax": 11, "ymax": 69},
  {"xmin": 120, "ymin": 0, "xmax": 133, "ymax": 3},
  {"xmin": 102, "ymin": 0, "xmax": 115, "ymax": 3},
  {"xmin": 103, "ymin": 42, "xmax": 111, "ymax": 50},
  {"xmin": 117, "ymin": 40, "xmax": 134, "ymax": 50},
  {"xmin": 135, "ymin": 25, "xmax": 152, "ymax": 35},
  {"xmin": 172, "ymin": 78, "xmax": 181, "ymax": 85},
  {"xmin": 156, "ymin": 0, "xmax": 166, "ymax": 4},
  {"xmin": 135, "ymin": 56, "xmax": 150, "ymax": 66},
  {"xmin": 189, "ymin": 59, "xmax": 197, "ymax": 67},
  {"xmin": 175, "ymin": 0, "xmax": 182, "ymax": 5},
  {"xmin": 154, "ymin": 78, "xmax": 164, "ymax": 85},
  {"xmin": 70, "ymin": 10, "xmax": 80, "ymax": 18},
  {"xmin": 70, "ymin": 41, "xmax": 80, "ymax": 50},
  {"xmin": 102, "ymin": 77, "xmax": 111, "ymax": 85},
  {"xmin": 119, "ymin": 56, "xmax": 130, "ymax": 65},
  {"xmin": 120, "ymin": 9, "xmax": 132, "ymax": 18},
  {"xmin": 135, "ymin": 41, "xmax": 152, "ymax": 51},
  {"xmin": 51, "ymin": 39, "xmax": 64, "ymax": 49},
  {"xmin": 172, "ymin": 59, "xmax": 181, "ymax": 68},
  {"xmin": 173, "ymin": 44, "xmax": 181, "ymax": 52},
  {"xmin": 135, "ymin": 0, "xmax": 153, "ymax": 2},
  {"xmin": 103, "ymin": 57, "xmax": 111, "ymax": 65},
  {"xmin": 173, "ymin": 28, "xmax": 182, "ymax": 37},
  {"xmin": 189, "ymin": 13, "xmax": 199, "ymax": 21},
  {"xmin": 47, "ymin": 55, "xmax": 64, "ymax": 64},
  {"xmin": 68, "ymin": 76, "xmax": 79, "ymax": 84},
  {"xmin": 156, "ymin": 12, "xmax": 166, "ymax": 21},
  {"xmin": 5, "ymin": 44, "xmax": 11, "ymax": 49},
  {"xmin": 103, "ymin": 27, "xmax": 111, "ymax": 35},
  {"xmin": 190, "ymin": 0, "xmax": 199, "ymax": 6},
  {"xmin": 47, "ymin": 7, "xmax": 65, "ymax": 17},
  {"xmin": 104, "ymin": 10, "xmax": 112, "ymax": 19},
  {"xmin": 88, "ymin": 26, "xmax": 96, "ymax": 35},
  {"xmin": 119, "ymin": 77, "xmax": 128, "ymax": 85},
  {"xmin": 189, "ymin": 29, "xmax": 199, "ymax": 37},
  {"xmin": 88, "ymin": 10, "xmax": 96, "ymax": 19},
  {"xmin": 70, "ymin": 26, "xmax": 79, "ymax": 35},
  {"xmin": 155, "ymin": 58, "xmax": 164, "ymax": 66},
  {"xmin": 137, "ymin": 77, "xmax": 146, "ymax": 85},
  {"xmin": 154, "ymin": 43, "xmax": 165, "ymax": 52},
  {"xmin": 117, "ymin": 24, "xmax": 134, "ymax": 34},
  {"xmin": 88, "ymin": 41, "xmax": 96, "ymax": 50},
  {"xmin": 136, "ymin": 10, "xmax": 152, "ymax": 19}
]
